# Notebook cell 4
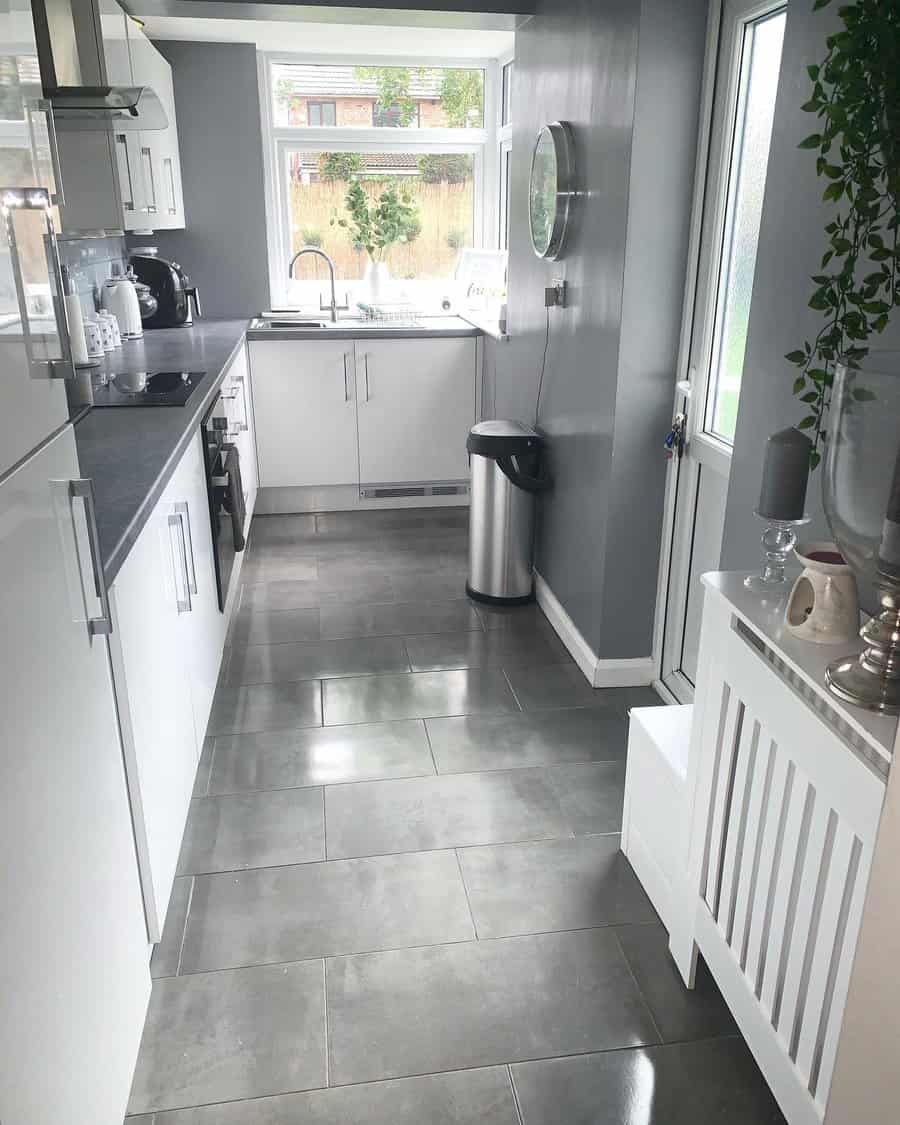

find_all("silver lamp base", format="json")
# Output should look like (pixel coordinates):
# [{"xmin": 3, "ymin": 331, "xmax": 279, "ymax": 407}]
[{"xmin": 825, "ymin": 585, "xmax": 900, "ymax": 715}]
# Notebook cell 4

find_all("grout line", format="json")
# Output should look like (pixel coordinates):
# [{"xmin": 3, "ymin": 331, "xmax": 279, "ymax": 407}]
[
  {"xmin": 508, "ymin": 1063, "xmax": 525, "ymax": 1125},
  {"xmin": 322, "ymin": 957, "xmax": 330, "ymax": 1088},
  {"xmin": 174, "ymin": 876, "xmax": 195, "ymax": 978},
  {"xmin": 501, "ymin": 667, "xmax": 524, "ymax": 712},
  {"xmin": 610, "ymin": 927, "xmax": 665, "ymax": 1046},
  {"xmin": 204, "ymin": 738, "xmax": 218, "ymax": 797},
  {"xmin": 454, "ymin": 848, "xmax": 480, "ymax": 940},
  {"xmin": 421, "ymin": 718, "xmax": 439, "ymax": 776},
  {"xmin": 322, "ymin": 784, "xmax": 328, "ymax": 862}
]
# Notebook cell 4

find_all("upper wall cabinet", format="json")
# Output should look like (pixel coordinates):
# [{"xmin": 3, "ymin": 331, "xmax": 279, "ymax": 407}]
[{"xmin": 123, "ymin": 17, "xmax": 185, "ymax": 230}]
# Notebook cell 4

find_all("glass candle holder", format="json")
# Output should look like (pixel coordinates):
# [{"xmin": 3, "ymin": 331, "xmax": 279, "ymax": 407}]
[
  {"xmin": 745, "ymin": 512, "xmax": 811, "ymax": 593},
  {"xmin": 823, "ymin": 354, "xmax": 900, "ymax": 714}
]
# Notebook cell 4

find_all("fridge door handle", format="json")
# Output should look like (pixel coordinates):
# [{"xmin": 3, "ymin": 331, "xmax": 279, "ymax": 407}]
[
  {"xmin": 2, "ymin": 190, "xmax": 74, "ymax": 380},
  {"xmin": 69, "ymin": 479, "xmax": 113, "ymax": 636},
  {"xmin": 26, "ymin": 100, "xmax": 65, "ymax": 207}
]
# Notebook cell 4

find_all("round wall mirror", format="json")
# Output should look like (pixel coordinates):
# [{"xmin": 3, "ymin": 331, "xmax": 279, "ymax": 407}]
[{"xmin": 528, "ymin": 121, "xmax": 576, "ymax": 260}]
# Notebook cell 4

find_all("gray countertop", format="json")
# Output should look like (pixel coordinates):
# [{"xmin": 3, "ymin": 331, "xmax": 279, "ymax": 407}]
[
  {"xmin": 74, "ymin": 319, "xmax": 249, "ymax": 586},
  {"xmin": 245, "ymin": 314, "xmax": 480, "ymax": 341}
]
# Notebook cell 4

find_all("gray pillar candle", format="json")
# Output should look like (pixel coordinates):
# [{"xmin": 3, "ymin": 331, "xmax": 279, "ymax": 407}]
[{"xmin": 757, "ymin": 427, "xmax": 812, "ymax": 520}]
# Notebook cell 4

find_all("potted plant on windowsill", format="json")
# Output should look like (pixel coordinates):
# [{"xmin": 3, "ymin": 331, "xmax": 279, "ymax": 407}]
[{"xmin": 331, "ymin": 179, "xmax": 421, "ymax": 303}]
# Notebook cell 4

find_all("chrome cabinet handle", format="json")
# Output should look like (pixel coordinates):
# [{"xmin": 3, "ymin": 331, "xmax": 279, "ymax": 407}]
[
  {"xmin": 115, "ymin": 134, "xmax": 135, "ymax": 211},
  {"xmin": 234, "ymin": 374, "xmax": 249, "ymax": 430},
  {"xmin": 363, "ymin": 354, "xmax": 370, "ymax": 402},
  {"xmin": 2, "ymin": 190, "xmax": 73, "ymax": 380},
  {"xmin": 69, "ymin": 479, "xmax": 112, "ymax": 636},
  {"xmin": 26, "ymin": 100, "xmax": 65, "ymax": 206},
  {"xmin": 168, "ymin": 510, "xmax": 192, "ymax": 614},
  {"xmin": 174, "ymin": 501, "xmax": 197, "ymax": 595},
  {"xmin": 343, "ymin": 353, "xmax": 351, "ymax": 402}
]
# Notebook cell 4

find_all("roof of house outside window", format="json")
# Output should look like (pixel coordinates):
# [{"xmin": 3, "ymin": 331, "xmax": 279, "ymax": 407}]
[
  {"xmin": 276, "ymin": 64, "xmax": 445, "ymax": 100},
  {"xmin": 294, "ymin": 152, "xmax": 422, "ymax": 173}
]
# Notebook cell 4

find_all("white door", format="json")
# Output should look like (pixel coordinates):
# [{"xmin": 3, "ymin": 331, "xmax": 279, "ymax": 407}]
[
  {"xmin": 250, "ymin": 339, "xmax": 359, "ymax": 487},
  {"xmin": 109, "ymin": 473, "xmax": 199, "ymax": 939},
  {"xmin": 0, "ymin": 425, "xmax": 150, "ymax": 1125},
  {"xmin": 356, "ymin": 337, "xmax": 475, "ymax": 485},
  {"xmin": 659, "ymin": 0, "xmax": 786, "ymax": 701}
]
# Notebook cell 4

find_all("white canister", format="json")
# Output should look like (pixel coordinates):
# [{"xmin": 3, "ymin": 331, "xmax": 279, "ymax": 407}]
[
  {"xmin": 98, "ymin": 310, "xmax": 121, "ymax": 349},
  {"xmin": 65, "ymin": 293, "xmax": 89, "ymax": 366},
  {"xmin": 82, "ymin": 318, "xmax": 105, "ymax": 360},
  {"xmin": 785, "ymin": 542, "xmax": 860, "ymax": 645}
]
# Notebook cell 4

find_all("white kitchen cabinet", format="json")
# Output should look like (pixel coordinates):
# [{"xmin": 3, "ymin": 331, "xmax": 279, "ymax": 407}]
[
  {"xmin": 0, "ymin": 425, "xmax": 150, "ymax": 1125},
  {"xmin": 356, "ymin": 337, "xmax": 475, "ymax": 484},
  {"xmin": 250, "ymin": 339, "xmax": 359, "ymax": 488},
  {"xmin": 222, "ymin": 340, "xmax": 259, "ymax": 504},
  {"xmin": 126, "ymin": 17, "xmax": 185, "ymax": 230},
  {"xmin": 110, "ymin": 431, "xmax": 223, "ymax": 939}
]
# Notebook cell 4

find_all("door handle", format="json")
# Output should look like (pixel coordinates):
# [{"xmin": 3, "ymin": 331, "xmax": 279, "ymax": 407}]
[
  {"xmin": 173, "ymin": 501, "xmax": 197, "ymax": 594},
  {"xmin": 343, "ymin": 353, "xmax": 351, "ymax": 402},
  {"xmin": 26, "ymin": 100, "xmax": 65, "ymax": 206},
  {"xmin": 2, "ymin": 189, "xmax": 74, "ymax": 380},
  {"xmin": 168, "ymin": 509, "xmax": 192, "ymax": 613},
  {"xmin": 363, "ymin": 353, "xmax": 370, "ymax": 402},
  {"xmin": 234, "ymin": 374, "xmax": 249, "ymax": 430},
  {"xmin": 69, "ymin": 479, "xmax": 112, "ymax": 636}
]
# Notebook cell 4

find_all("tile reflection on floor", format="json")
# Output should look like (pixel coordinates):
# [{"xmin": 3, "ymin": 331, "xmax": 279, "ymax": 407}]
[{"xmin": 126, "ymin": 508, "xmax": 784, "ymax": 1124}]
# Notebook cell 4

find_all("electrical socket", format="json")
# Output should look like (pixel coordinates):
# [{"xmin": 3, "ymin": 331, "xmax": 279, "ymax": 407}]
[{"xmin": 544, "ymin": 278, "xmax": 567, "ymax": 308}]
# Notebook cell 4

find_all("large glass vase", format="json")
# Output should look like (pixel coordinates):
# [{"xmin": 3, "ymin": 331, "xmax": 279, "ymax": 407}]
[{"xmin": 823, "ymin": 354, "xmax": 900, "ymax": 714}]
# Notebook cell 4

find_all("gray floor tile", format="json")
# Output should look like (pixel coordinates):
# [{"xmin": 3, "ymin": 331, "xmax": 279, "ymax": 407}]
[
  {"xmin": 616, "ymin": 685, "xmax": 667, "ymax": 711},
  {"xmin": 505, "ymin": 663, "xmax": 621, "ymax": 711},
  {"xmin": 127, "ymin": 960, "xmax": 326, "ymax": 1115},
  {"xmin": 177, "ymin": 788, "xmax": 324, "ymax": 874},
  {"xmin": 474, "ymin": 603, "xmax": 550, "ymax": 632},
  {"xmin": 320, "ymin": 599, "xmax": 482, "ymax": 640},
  {"xmin": 326, "ymin": 928, "xmax": 659, "ymax": 1085},
  {"xmin": 239, "ymin": 555, "xmax": 319, "ymax": 584},
  {"xmin": 459, "ymin": 836, "xmax": 657, "ymax": 938},
  {"xmin": 511, "ymin": 1038, "xmax": 786, "ymax": 1124},
  {"xmin": 550, "ymin": 761, "xmax": 627, "ymax": 834},
  {"xmin": 248, "ymin": 513, "xmax": 317, "ymax": 545},
  {"xmin": 150, "ymin": 877, "xmax": 193, "ymax": 979},
  {"xmin": 394, "ymin": 571, "xmax": 472, "ymax": 603},
  {"xmin": 241, "ymin": 573, "xmax": 394, "ymax": 612},
  {"xmin": 181, "ymin": 850, "xmax": 474, "ymax": 972},
  {"xmin": 614, "ymin": 921, "xmax": 738, "ymax": 1042},
  {"xmin": 323, "ymin": 668, "xmax": 517, "ymax": 726},
  {"xmin": 229, "ymin": 607, "xmax": 321, "ymax": 647},
  {"xmin": 427, "ymin": 708, "xmax": 627, "ymax": 773},
  {"xmin": 207, "ymin": 679, "xmax": 322, "ymax": 736},
  {"xmin": 133, "ymin": 1067, "xmax": 519, "ymax": 1124},
  {"xmin": 224, "ymin": 636, "xmax": 410, "ymax": 685},
  {"xmin": 405, "ymin": 628, "xmax": 571, "ymax": 672},
  {"xmin": 325, "ymin": 769, "xmax": 570, "ymax": 859},
  {"xmin": 209, "ymin": 720, "xmax": 435, "ymax": 795},
  {"xmin": 192, "ymin": 737, "xmax": 215, "ymax": 798}
]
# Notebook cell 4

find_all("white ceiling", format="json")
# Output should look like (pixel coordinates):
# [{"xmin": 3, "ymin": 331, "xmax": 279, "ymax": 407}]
[{"xmin": 133, "ymin": 4, "xmax": 515, "ymax": 57}]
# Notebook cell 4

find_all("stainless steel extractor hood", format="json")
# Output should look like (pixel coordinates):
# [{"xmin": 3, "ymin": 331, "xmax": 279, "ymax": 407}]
[{"xmin": 31, "ymin": 0, "xmax": 168, "ymax": 131}]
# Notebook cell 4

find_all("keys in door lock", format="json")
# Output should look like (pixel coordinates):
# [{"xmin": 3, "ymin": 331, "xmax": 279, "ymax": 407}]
[{"xmin": 664, "ymin": 413, "xmax": 686, "ymax": 461}]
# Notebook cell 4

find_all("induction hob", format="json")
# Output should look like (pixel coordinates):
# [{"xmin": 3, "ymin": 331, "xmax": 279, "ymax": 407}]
[{"xmin": 89, "ymin": 370, "xmax": 206, "ymax": 407}]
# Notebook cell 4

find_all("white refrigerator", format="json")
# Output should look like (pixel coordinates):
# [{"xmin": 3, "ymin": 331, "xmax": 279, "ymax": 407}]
[{"xmin": 0, "ymin": 5, "xmax": 151, "ymax": 1123}]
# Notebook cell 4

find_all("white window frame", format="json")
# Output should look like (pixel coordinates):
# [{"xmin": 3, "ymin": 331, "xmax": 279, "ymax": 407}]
[
  {"xmin": 496, "ymin": 47, "xmax": 513, "ymax": 251},
  {"xmin": 258, "ymin": 52, "xmax": 502, "ymax": 308}
]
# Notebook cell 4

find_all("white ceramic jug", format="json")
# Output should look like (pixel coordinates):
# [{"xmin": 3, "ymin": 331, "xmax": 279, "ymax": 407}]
[{"xmin": 785, "ymin": 541, "xmax": 860, "ymax": 645}]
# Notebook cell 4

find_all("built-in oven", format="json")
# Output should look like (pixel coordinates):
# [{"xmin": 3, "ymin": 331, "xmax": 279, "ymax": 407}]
[{"xmin": 201, "ymin": 390, "xmax": 246, "ymax": 611}]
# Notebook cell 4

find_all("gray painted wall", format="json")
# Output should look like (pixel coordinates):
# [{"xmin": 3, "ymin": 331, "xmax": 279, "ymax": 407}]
[
  {"xmin": 128, "ymin": 41, "xmax": 270, "ymax": 318},
  {"xmin": 497, "ymin": 0, "xmax": 706, "ymax": 660}
]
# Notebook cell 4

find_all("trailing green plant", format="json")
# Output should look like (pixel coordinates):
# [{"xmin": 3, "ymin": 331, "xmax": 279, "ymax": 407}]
[
  {"xmin": 331, "ymin": 179, "xmax": 420, "ymax": 262},
  {"xmin": 317, "ymin": 152, "xmax": 364, "ymax": 181},
  {"xmin": 788, "ymin": 0, "xmax": 900, "ymax": 469}
]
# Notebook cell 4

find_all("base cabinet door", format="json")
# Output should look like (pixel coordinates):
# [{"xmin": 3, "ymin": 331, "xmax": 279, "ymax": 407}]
[
  {"xmin": 0, "ymin": 426, "xmax": 150, "ymax": 1125},
  {"xmin": 356, "ymin": 337, "xmax": 475, "ymax": 485},
  {"xmin": 110, "ymin": 462, "xmax": 200, "ymax": 940},
  {"xmin": 250, "ymin": 339, "xmax": 358, "ymax": 487}
]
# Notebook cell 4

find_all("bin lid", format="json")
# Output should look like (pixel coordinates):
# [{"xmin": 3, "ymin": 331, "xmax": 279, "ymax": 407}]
[{"xmin": 467, "ymin": 419, "xmax": 542, "ymax": 458}]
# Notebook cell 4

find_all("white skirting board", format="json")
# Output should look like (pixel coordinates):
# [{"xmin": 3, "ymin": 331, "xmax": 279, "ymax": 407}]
[{"xmin": 534, "ymin": 571, "xmax": 656, "ymax": 688}]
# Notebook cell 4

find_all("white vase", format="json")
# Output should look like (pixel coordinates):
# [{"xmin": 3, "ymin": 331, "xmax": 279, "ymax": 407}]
[{"xmin": 362, "ymin": 259, "xmax": 391, "ymax": 305}]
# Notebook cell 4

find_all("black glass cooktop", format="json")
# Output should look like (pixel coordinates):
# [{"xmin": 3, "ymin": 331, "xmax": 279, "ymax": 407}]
[{"xmin": 89, "ymin": 370, "xmax": 206, "ymax": 407}]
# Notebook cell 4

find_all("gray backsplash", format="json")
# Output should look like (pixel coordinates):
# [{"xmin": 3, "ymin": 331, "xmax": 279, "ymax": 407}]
[{"xmin": 58, "ymin": 234, "xmax": 128, "ymax": 319}]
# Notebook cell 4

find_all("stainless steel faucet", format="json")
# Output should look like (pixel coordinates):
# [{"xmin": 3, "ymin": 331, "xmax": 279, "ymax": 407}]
[{"xmin": 288, "ymin": 247, "xmax": 348, "ymax": 323}]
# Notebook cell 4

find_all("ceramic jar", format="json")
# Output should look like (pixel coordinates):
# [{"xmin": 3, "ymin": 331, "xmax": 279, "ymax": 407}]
[{"xmin": 785, "ymin": 541, "xmax": 860, "ymax": 645}]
